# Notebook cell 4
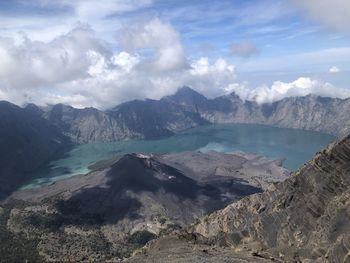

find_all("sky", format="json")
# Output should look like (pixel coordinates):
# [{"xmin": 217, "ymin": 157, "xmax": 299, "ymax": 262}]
[{"xmin": 0, "ymin": 0, "xmax": 349, "ymax": 108}]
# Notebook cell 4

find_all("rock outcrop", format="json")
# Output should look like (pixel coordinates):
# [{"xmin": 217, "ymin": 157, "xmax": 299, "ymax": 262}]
[
  {"xmin": 165, "ymin": 87, "xmax": 350, "ymax": 136},
  {"xmin": 189, "ymin": 135, "xmax": 350, "ymax": 262}
]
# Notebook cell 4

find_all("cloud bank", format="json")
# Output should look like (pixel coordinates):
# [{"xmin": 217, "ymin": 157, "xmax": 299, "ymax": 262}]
[
  {"xmin": 229, "ymin": 77, "xmax": 350, "ymax": 104},
  {"xmin": 0, "ymin": 20, "xmax": 237, "ymax": 109},
  {"xmin": 292, "ymin": 0, "xmax": 350, "ymax": 33},
  {"xmin": 0, "ymin": 16, "xmax": 348, "ymax": 109}
]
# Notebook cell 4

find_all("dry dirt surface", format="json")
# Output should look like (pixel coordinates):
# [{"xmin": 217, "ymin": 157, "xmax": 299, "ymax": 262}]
[{"xmin": 127, "ymin": 236, "xmax": 273, "ymax": 263}]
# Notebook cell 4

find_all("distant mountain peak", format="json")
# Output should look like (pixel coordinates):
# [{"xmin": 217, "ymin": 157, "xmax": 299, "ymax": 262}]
[
  {"xmin": 172, "ymin": 86, "xmax": 207, "ymax": 99},
  {"xmin": 162, "ymin": 86, "xmax": 208, "ymax": 110},
  {"xmin": 177, "ymin": 86, "xmax": 197, "ymax": 93},
  {"xmin": 227, "ymin": 91, "xmax": 241, "ymax": 100}
]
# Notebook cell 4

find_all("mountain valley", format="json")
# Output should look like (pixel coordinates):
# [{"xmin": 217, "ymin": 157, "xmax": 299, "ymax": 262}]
[{"xmin": 0, "ymin": 88, "xmax": 349, "ymax": 262}]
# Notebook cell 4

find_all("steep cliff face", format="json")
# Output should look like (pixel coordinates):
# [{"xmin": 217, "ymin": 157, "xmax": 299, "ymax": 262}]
[
  {"xmin": 191, "ymin": 135, "xmax": 350, "ymax": 262},
  {"xmin": 109, "ymin": 98, "xmax": 208, "ymax": 139},
  {"xmin": 35, "ymin": 87, "xmax": 350, "ymax": 144},
  {"xmin": 41, "ymin": 93, "xmax": 208, "ymax": 144},
  {"xmin": 265, "ymin": 95, "xmax": 350, "ymax": 135},
  {"xmin": 0, "ymin": 101, "xmax": 69, "ymax": 199},
  {"xmin": 43, "ymin": 104, "xmax": 137, "ymax": 144},
  {"xmin": 192, "ymin": 92, "xmax": 350, "ymax": 136}
]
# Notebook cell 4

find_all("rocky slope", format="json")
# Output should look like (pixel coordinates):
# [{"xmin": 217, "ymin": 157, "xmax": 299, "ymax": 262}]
[
  {"xmin": 40, "ymin": 93, "xmax": 208, "ymax": 144},
  {"xmin": 183, "ymin": 134, "xmax": 350, "ymax": 262},
  {"xmin": 0, "ymin": 101, "xmax": 69, "ymax": 200},
  {"xmin": 108, "ymin": 98, "xmax": 208, "ymax": 139},
  {"xmin": 42, "ymin": 103, "xmax": 138, "ymax": 144},
  {"xmin": 1, "ymin": 151, "xmax": 288, "ymax": 262},
  {"xmin": 165, "ymin": 87, "xmax": 350, "ymax": 136}
]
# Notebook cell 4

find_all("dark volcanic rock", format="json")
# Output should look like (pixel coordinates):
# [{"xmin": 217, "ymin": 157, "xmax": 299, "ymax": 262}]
[
  {"xmin": 3, "ymin": 151, "xmax": 287, "ymax": 261},
  {"xmin": 162, "ymin": 86, "xmax": 210, "ymax": 113},
  {"xmin": 43, "ymin": 103, "xmax": 133, "ymax": 144},
  {"xmin": 40, "ymin": 90, "xmax": 209, "ymax": 143},
  {"xmin": 109, "ymin": 97, "xmax": 208, "ymax": 139},
  {"xmin": 0, "ymin": 101, "xmax": 69, "ymax": 200}
]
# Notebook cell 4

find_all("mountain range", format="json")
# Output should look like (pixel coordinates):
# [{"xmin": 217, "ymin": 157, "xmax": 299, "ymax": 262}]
[
  {"xmin": 1, "ymin": 87, "xmax": 350, "ymax": 199},
  {"xmin": 0, "ymin": 87, "xmax": 350, "ymax": 262},
  {"xmin": 18, "ymin": 86, "xmax": 350, "ymax": 144}
]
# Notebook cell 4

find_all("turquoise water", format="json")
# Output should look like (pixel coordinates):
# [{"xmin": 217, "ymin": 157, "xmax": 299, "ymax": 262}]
[{"xmin": 23, "ymin": 124, "xmax": 335, "ymax": 188}]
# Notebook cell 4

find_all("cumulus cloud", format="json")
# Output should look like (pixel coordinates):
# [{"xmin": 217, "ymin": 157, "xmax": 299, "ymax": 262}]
[
  {"xmin": 186, "ymin": 58, "xmax": 236, "ymax": 97},
  {"xmin": 292, "ymin": 0, "xmax": 350, "ymax": 33},
  {"xmin": 229, "ymin": 77, "xmax": 350, "ymax": 104},
  {"xmin": 1, "ymin": 18, "xmax": 348, "ymax": 109},
  {"xmin": 230, "ymin": 41, "xmax": 259, "ymax": 58},
  {"xmin": 329, "ymin": 66, "xmax": 340, "ymax": 73},
  {"xmin": 120, "ymin": 18, "xmax": 187, "ymax": 72},
  {"xmin": 0, "ymin": 20, "xmax": 237, "ymax": 109}
]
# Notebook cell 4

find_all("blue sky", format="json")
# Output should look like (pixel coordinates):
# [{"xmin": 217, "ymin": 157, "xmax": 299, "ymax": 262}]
[{"xmin": 0, "ymin": 0, "xmax": 349, "ymax": 108}]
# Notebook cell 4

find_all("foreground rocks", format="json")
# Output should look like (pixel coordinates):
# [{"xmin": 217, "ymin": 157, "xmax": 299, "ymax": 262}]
[
  {"xmin": 1, "ymin": 151, "xmax": 288, "ymax": 262},
  {"xmin": 126, "ymin": 136, "xmax": 350, "ymax": 263},
  {"xmin": 127, "ymin": 236, "xmax": 272, "ymax": 263},
  {"xmin": 1, "ymin": 135, "xmax": 350, "ymax": 262},
  {"xmin": 184, "ymin": 135, "xmax": 350, "ymax": 262}
]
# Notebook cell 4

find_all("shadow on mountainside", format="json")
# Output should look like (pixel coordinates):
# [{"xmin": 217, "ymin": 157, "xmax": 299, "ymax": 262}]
[
  {"xmin": 52, "ymin": 154, "xmax": 262, "ymax": 226},
  {"xmin": 0, "ymin": 101, "xmax": 72, "ymax": 201}
]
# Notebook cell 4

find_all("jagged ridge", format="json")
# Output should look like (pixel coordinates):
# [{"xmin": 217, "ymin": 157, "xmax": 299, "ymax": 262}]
[{"xmin": 17, "ymin": 87, "xmax": 350, "ymax": 144}]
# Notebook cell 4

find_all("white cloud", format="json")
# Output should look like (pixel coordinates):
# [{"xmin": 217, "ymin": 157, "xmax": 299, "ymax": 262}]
[
  {"xmin": 0, "ymin": 21, "xmax": 238, "ymax": 109},
  {"xmin": 120, "ymin": 18, "xmax": 187, "ymax": 72},
  {"xmin": 0, "ymin": 0, "xmax": 153, "ymax": 44},
  {"xmin": 0, "ymin": 18, "xmax": 348, "ymax": 110},
  {"xmin": 0, "ymin": 25, "xmax": 109, "ymax": 86},
  {"xmin": 240, "ymin": 47, "xmax": 350, "ymax": 73},
  {"xmin": 229, "ymin": 77, "xmax": 350, "ymax": 104},
  {"xmin": 230, "ymin": 41, "xmax": 259, "ymax": 58},
  {"xmin": 292, "ymin": 0, "xmax": 350, "ymax": 33},
  {"xmin": 329, "ymin": 66, "xmax": 340, "ymax": 73},
  {"xmin": 187, "ymin": 58, "xmax": 237, "ymax": 97}
]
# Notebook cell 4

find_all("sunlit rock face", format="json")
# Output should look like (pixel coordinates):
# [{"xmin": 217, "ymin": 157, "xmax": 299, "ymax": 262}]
[{"xmin": 191, "ymin": 135, "xmax": 350, "ymax": 262}]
